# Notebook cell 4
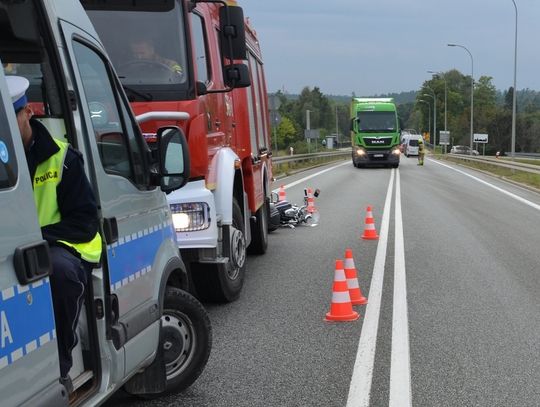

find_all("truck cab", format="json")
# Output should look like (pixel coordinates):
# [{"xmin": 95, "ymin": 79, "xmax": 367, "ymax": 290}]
[
  {"xmin": 350, "ymin": 97, "xmax": 401, "ymax": 168},
  {"xmin": 0, "ymin": 1, "xmax": 210, "ymax": 405},
  {"xmin": 83, "ymin": 0, "xmax": 274, "ymax": 303}
]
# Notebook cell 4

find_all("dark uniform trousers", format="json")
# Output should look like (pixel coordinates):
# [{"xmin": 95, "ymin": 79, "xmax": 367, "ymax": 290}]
[{"xmin": 49, "ymin": 245, "xmax": 92, "ymax": 378}]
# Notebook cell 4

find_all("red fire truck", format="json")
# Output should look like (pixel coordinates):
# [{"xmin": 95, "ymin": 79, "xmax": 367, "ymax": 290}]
[{"xmin": 84, "ymin": 0, "xmax": 274, "ymax": 302}]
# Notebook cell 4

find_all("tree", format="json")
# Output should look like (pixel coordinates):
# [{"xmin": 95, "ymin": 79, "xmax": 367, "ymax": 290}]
[{"xmin": 274, "ymin": 116, "xmax": 301, "ymax": 149}]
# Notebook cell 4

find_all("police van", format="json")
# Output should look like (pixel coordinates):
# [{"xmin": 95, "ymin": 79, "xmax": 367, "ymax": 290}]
[{"xmin": 0, "ymin": 0, "xmax": 211, "ymax": 405}]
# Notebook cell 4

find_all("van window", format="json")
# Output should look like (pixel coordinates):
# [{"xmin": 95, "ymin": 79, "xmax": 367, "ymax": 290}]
[
  {"xmin": 0, "ymin": 134, "xmax": 17, "ymax": 189},
  {"xmin": 409, "ymin": 139, "xmax": 419, "ymax": 147},
  {"xmin": 0, "ymin": 76, "xmax": 19, "ymax": 189},
  {"xmin": 72, "ymin": 41, "xmax": 148, "ymax": 186}
]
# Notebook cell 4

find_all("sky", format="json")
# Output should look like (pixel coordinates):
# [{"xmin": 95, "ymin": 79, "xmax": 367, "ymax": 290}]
[{"xmin": 239, "ymin": 0, "xmax": 540, "ymax": 96}]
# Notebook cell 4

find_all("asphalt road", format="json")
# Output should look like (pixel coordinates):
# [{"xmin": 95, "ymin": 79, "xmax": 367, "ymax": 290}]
[{"xmin": 106, "ymin": 155, "xmax": 540, "ymax": 407}]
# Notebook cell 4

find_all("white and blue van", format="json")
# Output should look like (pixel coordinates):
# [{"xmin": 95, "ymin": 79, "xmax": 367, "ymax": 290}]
[{"xmin": 0, "ymin": 1, "xmax": 211, "ymax": 405}]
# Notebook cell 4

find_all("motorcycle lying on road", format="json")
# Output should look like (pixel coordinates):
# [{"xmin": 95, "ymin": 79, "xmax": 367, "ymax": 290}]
[{"xmin": 268, "ymin": 188, "xmax": 321, "ymax": 230}]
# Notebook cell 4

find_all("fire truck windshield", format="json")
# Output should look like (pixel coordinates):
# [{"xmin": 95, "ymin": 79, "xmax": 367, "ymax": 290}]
[{"xmin": 86, "ymin": 5, "xmax": 190, "ymax": 101}]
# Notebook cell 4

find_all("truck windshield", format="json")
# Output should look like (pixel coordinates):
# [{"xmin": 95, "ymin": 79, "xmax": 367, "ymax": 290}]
[
  {"xmin": 357, "ymin": 111, "xmax": 396, "ymax": 133},
  {"xmin": 86, "ymin": 4, "xmax": 189, "ymax": 101}
]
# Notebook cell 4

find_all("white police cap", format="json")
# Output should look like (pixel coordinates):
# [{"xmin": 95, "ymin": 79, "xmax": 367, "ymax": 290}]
[{"xmin": 5, "ymin": 75, "xmax": 30, "ymax": 111}]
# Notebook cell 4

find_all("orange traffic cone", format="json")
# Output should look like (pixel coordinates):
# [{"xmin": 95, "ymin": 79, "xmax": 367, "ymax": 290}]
[
  {"xmin": 344, "ymin": 248, "xmax": 367, "ymax": 305},
  {"xmin": 361, "ymin": 206, "xmax": 379, "ymax": 240},
  {"xmin": 278, "ymin": 185, "xmax": 286, "ymax": 201},
  {"xmin": 325, "ymin": 260, "xmax": 359, "ymax": 322},
  {"xmin": 306, "ymin": 188, "xmax": 317, "ymax": 213}
]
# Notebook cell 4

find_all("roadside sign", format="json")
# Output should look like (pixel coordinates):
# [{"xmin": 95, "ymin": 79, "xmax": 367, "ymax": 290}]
[
  {"xmin": 304, "ymin": 129, "xmax": 320, "ymax": 139},
  {"xmin": 439, "ymin": 130, "xmax": 450, "ymax": 145},
  {"xmin": 473, "ymin": 133, "xmax": 488, "ymax": 143}
]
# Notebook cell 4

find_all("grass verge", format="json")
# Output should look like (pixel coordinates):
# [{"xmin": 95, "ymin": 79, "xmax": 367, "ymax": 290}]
[{"xmin": 437, "ymin": 155, "xmax": 540, "ymax": 190}]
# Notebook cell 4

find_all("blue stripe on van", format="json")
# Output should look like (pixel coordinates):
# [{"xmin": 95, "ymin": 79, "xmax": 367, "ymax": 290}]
[
  {"xmin": 107, "ymin": 221, "xmax": 175, "ymax": 292},
  {"xmin": 0, "ymin": 278, "xmax": 56, "ymax": 371}
]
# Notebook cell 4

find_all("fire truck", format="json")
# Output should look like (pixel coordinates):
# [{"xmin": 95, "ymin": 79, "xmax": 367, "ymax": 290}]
[{"xmin": 83, "ymin": 0, "xmax": 274, "ymax": 302}]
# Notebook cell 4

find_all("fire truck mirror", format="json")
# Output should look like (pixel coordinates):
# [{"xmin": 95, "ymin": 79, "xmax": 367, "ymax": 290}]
[
  {"xmin": 219, "ymin": 5, "xmax": 247, "ymax": 60},
  {"xmin": 224, "ymin": 63, "xmax": 250, "ymax": 89},
  {"xmin": 196, "ymin": 81, "xmax": 208, "ymax": 96}
]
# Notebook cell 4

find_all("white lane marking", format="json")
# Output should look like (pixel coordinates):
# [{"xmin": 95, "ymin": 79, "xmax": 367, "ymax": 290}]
[
  {"xmin": 272, "ymin": 161, "xmax": 349, "ymax": 192},
  {"xmin": 346, "ymin": 169, "xmax": 395, "ymax": 407},
  {"xmin": 431, "ymin": 159, "xmax": 540, "ymax": 211},
  {"xmin": 389, "ymin": 169, "xmax": 412, "ymax": 406}
]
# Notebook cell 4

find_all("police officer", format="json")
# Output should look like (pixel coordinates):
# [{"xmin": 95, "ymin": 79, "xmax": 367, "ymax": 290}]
[
  {"xmin": 418, "ymin": 138, "xmax": 425, "ymax": 166},
  {"xmin": 7, "ymin": 76, "xmax": 102, "ymax": 392}
]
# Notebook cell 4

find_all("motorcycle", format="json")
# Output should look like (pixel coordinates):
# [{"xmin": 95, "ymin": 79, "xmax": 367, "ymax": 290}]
[{"xmin": 268, "ymin": 188, "xmax": 321, "ymax": 229}]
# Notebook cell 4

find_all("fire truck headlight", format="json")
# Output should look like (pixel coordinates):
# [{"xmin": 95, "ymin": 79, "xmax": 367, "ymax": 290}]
[
  {"xmin": 172, "ymin": 212, "xmax": 190, "ymax": 230},
  {"xmin": 391, "ymin": 148, "xmax": 401, "ymax": 155},
  {"xmin": 170, "ymin": 203, "xmax": 210, "ymax": 231}
]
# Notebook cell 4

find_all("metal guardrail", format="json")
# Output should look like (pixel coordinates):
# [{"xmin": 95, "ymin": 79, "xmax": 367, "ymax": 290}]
[
  {"xmin": 515, "ymin": 152, "xmax": 540, "ymax": 159},
  {"xmin": 272, "ymin": 150, "xmax": 350, "ymax": 165},
  {"xmin": 441, "ymin": 154, "xmax": 540, "ymax": 175}
]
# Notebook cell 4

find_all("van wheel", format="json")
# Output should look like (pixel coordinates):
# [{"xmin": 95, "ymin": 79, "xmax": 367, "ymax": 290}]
[
  {"xmin": 248, "ymin": 197, "xmax": 269, "ymax": 255},
  {"xmin": 160, "ymin": 287, "xmax": 211, "ymax": 395},
  {"xmin": 192, "ymin": 199, "xmax": 246, "ymax": 302}
]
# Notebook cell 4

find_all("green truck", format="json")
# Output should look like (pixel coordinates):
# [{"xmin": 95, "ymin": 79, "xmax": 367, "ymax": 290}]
[{"xmin": 350, "ymin": 98, "xmax": 401, "ymax": 168}]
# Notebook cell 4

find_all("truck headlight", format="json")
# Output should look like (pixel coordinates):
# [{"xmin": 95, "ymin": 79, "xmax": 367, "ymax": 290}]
[
  {"xmin": 391, "ymin": 148, "xmax": 401, "ymax": 155},
  {"xmin": 170, "ymin": 202, "xmax": 211, "ymax": 231},
  {"xmin": 355, "ymin": 147, "xmax": 366, "ymax": 156}
]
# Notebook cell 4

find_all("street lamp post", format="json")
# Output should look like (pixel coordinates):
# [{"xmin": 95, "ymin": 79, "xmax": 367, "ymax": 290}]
[
  {"xmin": 428, "ymin": 71, "xmax": 448, "ymax": 153},
  {"xmin": 418, "ymin": 100, "xmax": 431, "ymax": 139},
  {"xmin": 422, "ymin": 93, "xmax": 436, "ymax": 148},
  {"xmin": 427, "ymin": 71, "xmax": 447, "ymax": 133},
  {"xmin": 448, "ymin": 43, "xmax": 474, "ymax": 155},
  {"xmin": 511, "ymin": 0, "xmax": 518, "ymax": 160}
]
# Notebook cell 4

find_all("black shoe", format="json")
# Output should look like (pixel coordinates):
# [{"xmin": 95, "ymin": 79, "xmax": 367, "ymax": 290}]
[{"xmin": 60, "ymin": 375, "xmax": 74, "ymax": 394}]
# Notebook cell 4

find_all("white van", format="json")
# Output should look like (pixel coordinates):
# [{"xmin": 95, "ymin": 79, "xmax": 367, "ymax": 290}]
[
  {"xmin": 0, "ymin": 1, "xmax": 210, "ymax": 405},
  {"xmin": 401, "ymin": 134, "xmax": 420, "ymax": 157}
]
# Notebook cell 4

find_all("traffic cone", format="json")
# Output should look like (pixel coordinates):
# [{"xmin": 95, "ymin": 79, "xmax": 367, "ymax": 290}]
[
  {"xmin": 278, "ymin": 185, "xmax": 286, "ymax": 201},
  {"xmin": 361, "ymin": 206, "xmax": 379, "ymax": 240},
  {"xmin": 325, "ymin": 260, "xmax": 359, "ymax": 322},
  {"xmin": 306, "ymin": 188, "xmax": 317, "ymax": 213},
  {"xmin": 344, "ymin": 248, "xmax": 367, "ymax": 305}
]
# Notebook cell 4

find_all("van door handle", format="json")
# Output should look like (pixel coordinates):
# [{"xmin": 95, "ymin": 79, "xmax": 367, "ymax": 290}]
[
  {"xmin": 13, "ymin": 240, "xmax": 52, "ymax": 285},
  {"xmin": 103, "ymin": 217, "xmax": 118, "ymax": 244}
]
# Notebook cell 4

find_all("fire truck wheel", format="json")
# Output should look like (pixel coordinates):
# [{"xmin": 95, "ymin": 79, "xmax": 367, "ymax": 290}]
[
  {"xmin": 158, "ymin": 287, "xmax": 212, "ymax": 396},
  {"xmin": 192, "ymin": 199, "xmax": 246, "ymax": 302},
  {"xmin": 248, "ymin": 197, "xmax": 269, "ymax": 254}
]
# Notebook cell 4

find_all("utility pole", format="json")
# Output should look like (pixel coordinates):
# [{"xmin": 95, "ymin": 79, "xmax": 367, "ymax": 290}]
[{"xmin": 306, "ymin": 109, "xmax": 311, "ymax": 154}]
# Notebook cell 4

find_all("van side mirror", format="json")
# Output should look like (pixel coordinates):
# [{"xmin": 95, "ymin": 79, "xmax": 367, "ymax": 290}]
[
  {"xmin": 224, "ymin": 63, "xmax": 250, "ymax": 88},
  {"xmin": 157, "ymin": 126, "xmax": 190, "ymax": 192},
  {"xmin": 219, "ymin": 5, "xmax": 246, "ymax": 60}
]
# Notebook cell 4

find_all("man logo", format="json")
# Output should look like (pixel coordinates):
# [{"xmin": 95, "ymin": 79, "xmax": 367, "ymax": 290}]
[{"xmin": 371, "ymin": 139, "xmax": 385, "ymax": 144}]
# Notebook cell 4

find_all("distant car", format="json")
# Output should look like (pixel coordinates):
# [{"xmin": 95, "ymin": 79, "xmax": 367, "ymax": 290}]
[{"xmin": 450, "ymin": 145, "xmax": 479, "ymax": 156}]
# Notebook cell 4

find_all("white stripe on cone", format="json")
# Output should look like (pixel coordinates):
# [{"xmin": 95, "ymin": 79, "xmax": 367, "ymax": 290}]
[
  {"xmin": 347, "ymin": 278, "xmax": 360, "ymax": 289},
  {"xmin": 332, "ymin": 291, "xmax": 352, "ymax": 303}
]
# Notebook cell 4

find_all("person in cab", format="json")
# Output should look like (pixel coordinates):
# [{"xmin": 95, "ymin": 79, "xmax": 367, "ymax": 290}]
[
  {"xmin": 129, "ymin": 37, "xmax": 184, "ymax": 77},
  {"xmin": 7, "ymin": 75, "xmax": 102, "ymax": 393}
]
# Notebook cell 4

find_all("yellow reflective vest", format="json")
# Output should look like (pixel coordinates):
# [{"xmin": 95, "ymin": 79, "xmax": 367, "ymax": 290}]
[{"xmin": 33, "ymin": 138, "xmax": 102, "ymax": 263}]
